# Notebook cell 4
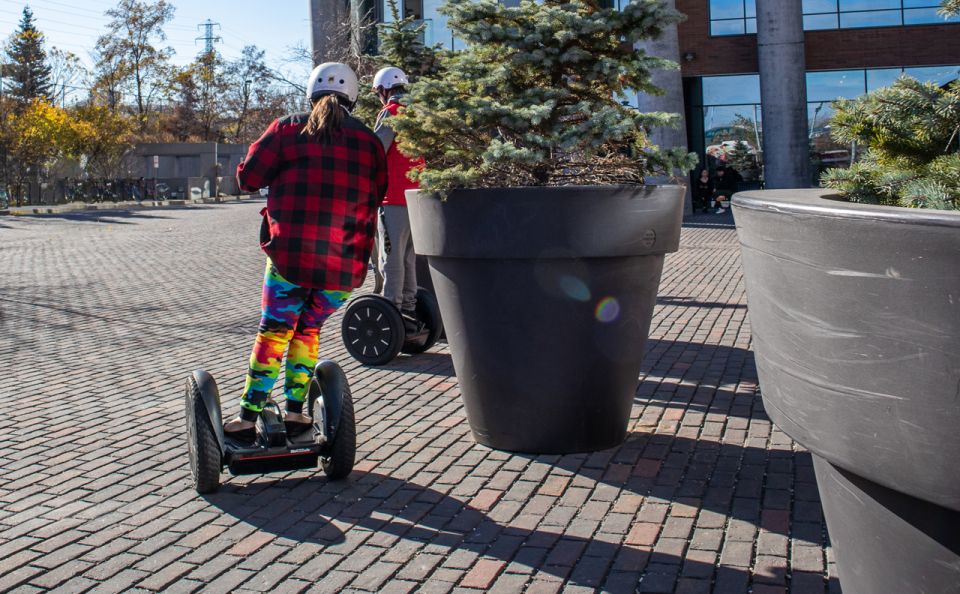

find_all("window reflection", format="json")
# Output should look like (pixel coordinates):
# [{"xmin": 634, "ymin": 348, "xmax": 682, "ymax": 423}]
[
  {"xmin": 806, "ymin": 70, "xmax": 866, "ymax": 102},
  {"xmin": 803, "ymin": 0, "xmax": 837, "ymax": 12},
  {"xmin": 866, "ymin": 68, "xmax": 903, "ymax": 91},
  {"xmin": 804, "ymin": 14, "xmax": 838, "ymax": 29},
  {"xmin": 702, "ymin": 75, "xmax": 761, "ymax": 106},
  {"xmin": 840, "ymin": 10, "xmax": 902, "ymax": 28},
  {"xmin": 711, "ymin": 0, "xmax": 746, "ymax": 19},
  {"xmin": 839, "ymin": 0, "xmax": 898, "ymax": 10},
  {"xmin": 699, "ymin": 75, "xmax": 763, "ymax": 185},
  {"xmin": 904, "ymin": 65, "xmax": 960, "ymax": 86},
  {"xmin": 703, "ymin": 105, "xmax": 763, "ymax": 181},
  {"xmin": 712, "ymin": 0, "xmax": 956, "ymax": 35},
  {"xmin": 699, "ymin": 66, "xmax": 960, "ymax": 185}
]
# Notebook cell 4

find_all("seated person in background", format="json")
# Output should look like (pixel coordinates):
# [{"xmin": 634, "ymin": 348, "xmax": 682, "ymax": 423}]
[
  {"xmin": 713, "ymin": 165, "xmax": 741, "ymax": 214},
  {"xmin": 693, "ymin": 169, "xmax": 714, "ymax": 213}
]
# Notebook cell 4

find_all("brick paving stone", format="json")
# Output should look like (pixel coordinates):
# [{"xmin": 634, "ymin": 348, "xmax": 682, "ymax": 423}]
[
  {"xmin": 47, "ymin": 576, "xmax": 99, "ymax": 594},
  {"xmin": 0, "ymin": 208, "xmax": 838, "ymax": 593},
  {"xmin": 28, "ymin": 560, "xmax": 95, "ymax": 590},
  {"xmin": 0, "ymin": 566, "xmax": 44, "ymax": 592}
]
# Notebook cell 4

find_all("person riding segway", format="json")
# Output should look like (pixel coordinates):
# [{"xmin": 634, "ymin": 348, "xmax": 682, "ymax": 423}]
[
  {"xmin": 340, "ymin": 66, "xmax": 443, "ymax": 366},
  {"xmin": 184, "ymin": 63, "xmax": 387, "ymax": 492}
]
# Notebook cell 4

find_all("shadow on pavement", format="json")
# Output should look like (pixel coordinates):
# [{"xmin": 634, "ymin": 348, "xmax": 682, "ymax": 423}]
[
  {"xmin": 203, "ymin": 429, "xmax": 826, "ymax": 590},
  {"xmin": 0, "ymin": 294, "xmax": 254, "ymax": 346},
  {"xmin": 656, "ymin": 296, "xmax": 747, "ymax": 310},
  {"xmin": 376, "ymin": 351, "xmax": 456, "ymax": 377},
  {"xmin": 9, "ymin": 199, "xmax": 264, "ymax": 224},
  {"xmin": 682, "ymin": 213, "xmax": 736, "ymax": 229},
  {"xmin": 637, "ymin": 340, "xmax": 757, "ymax": 418},
  {"xmin": 11, "ymin": 209, "xmax": 179, "ymax": 224},
  {"xmin": 204, "ymin": 469, "xmax": 768, "ymax": 591}
]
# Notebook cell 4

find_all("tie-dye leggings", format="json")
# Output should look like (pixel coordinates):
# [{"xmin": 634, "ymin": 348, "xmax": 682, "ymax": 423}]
[{"xmin": 240, "ymin": 259, "xmax": 351, "ymax": 416}]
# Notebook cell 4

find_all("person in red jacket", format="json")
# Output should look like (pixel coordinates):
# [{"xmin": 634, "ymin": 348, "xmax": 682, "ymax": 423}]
[
  {"xmin": 373, "ymin": 66, "xmax": 424, "ymax": 333},
  {"xmin": 224, "ymin": 63, "xmax": 388, "ymax": 441}
]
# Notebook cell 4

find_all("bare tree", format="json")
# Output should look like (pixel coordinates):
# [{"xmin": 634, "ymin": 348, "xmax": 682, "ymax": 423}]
[
  {"xmin": 48, "ymin": 47, "xmax": 88, "ymax": 106},
  {"xmin": 95, "ymin": 0, "xmax": 175, "ymax": 126}
]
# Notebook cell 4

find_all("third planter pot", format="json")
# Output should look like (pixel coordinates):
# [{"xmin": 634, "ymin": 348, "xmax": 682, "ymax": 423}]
[{"xmin": 407, "ymin": 185, "xmax": 685, "ymax": 454}]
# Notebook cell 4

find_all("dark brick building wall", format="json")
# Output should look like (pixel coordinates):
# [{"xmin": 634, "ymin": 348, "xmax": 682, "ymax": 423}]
[{"xmin": 676, "ymin": 0, "xmax": 960, "ymax": 76}]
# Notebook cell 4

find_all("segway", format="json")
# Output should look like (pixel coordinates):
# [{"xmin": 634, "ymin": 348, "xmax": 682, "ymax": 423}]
[
  {"xmin": 184, "ymin": 359, "xmax": 356, "ymax": 494},
  {"xmin": 341, "ymin": 286, "xmax": 443, "ymax": 365}
]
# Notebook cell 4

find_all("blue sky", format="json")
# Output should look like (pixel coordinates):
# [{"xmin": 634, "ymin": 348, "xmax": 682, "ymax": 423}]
[{"xmin": 0, "ymin": 0, "xmax": 311, "ymax": 70}]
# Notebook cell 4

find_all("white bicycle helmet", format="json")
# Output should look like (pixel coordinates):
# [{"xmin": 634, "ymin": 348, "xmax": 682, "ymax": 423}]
[
  {"xmin": 372, "ymin": 66, "xmax": 409, "ymax": 91},
  {"xmin": 307, "ymin": 62, "xmax": 359, "ymax": 103}
]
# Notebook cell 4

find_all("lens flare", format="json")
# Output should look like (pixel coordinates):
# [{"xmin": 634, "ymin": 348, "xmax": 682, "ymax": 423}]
[
  {"xmin": 595, "ymin": 297, "xmax": 620, "ymax": 323},
  {"xmin": 559, "ymin": 275, "xmax": 591, "ymax": 302}
]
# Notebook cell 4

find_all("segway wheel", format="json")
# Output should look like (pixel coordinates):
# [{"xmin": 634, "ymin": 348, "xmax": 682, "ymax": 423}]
[
  {"xmin": 311, "ymin": 380, "xmax": 357, "ymax": 481},
  {"xmin": 185, "ymin": 373, "xmax": 222, "ymax": 494},
  {"xmin": 401, "ymin": 287, "xmax": 444, "ymax": 354},
  {"xmin": 341, "ymin": 295, "xmax": 404, "ymax": 365}
]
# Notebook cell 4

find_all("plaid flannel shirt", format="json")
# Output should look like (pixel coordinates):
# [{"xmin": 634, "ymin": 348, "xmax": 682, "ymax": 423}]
[{"xmin": 237, "ymin": 111, "xmax": 388, "ymax": 291}]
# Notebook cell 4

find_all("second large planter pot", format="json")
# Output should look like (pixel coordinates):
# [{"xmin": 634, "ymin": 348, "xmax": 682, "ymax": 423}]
[
  {"xmin": 733, "ymin": 189, "xmax": 960, "ymax": 594},
  {"xmin": 407, "ymin": 185, "xmax": 684, "ymax": 453}
]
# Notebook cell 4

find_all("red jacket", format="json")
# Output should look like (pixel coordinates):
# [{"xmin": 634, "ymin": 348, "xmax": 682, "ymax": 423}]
[
  {"xmin": 377, "ymin": 102, "xmax": 423, "ymax": 206},
  {"xmin": 237, "ymin": 111, "xmax": 388, "ymax": 291}
]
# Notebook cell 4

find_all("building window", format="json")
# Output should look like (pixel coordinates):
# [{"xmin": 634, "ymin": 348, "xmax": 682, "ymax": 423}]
[
  {"xmin": 695, "ymin": 65, "xmax": 960, "ymax": 182},
  {"xmin": 698, "ymin": 74, "xmax": 763, "ymax": 180},
  {"xmin": 709, "ymin": 0, "xmax": 756, "ymax": 36},
  {"xmin": 807, "ymin": 65, "xmax": 960, "ymax": 174},
  {"xmin": 710, "ymin": 0, "xmax": 959, "ymax": 36}
]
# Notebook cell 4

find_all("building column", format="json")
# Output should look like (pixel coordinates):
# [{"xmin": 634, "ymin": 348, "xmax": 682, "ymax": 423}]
[
  {"xmin": 634, "ymin": 0, "xmax": 692, "ymax": 214},
  {"xmin": 756, "ymin": 0, "xmax": 810, "ymax": 189}
]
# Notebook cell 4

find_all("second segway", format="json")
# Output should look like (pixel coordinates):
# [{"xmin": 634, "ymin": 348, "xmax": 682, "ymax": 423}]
[{"xmin": 341, "ymin": 287, "xmax": 442, "ymax": 365}]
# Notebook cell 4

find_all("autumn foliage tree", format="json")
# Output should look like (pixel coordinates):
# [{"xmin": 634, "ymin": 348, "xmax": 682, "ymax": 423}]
[{"xmin": 4, "ymin": 100, "xmax": 80, "ymax": 204}]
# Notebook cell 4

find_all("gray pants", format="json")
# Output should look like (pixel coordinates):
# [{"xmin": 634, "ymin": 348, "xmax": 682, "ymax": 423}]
[{"xmin": 379, "ymin": 205, "xmax": 417, "ymax": 311}]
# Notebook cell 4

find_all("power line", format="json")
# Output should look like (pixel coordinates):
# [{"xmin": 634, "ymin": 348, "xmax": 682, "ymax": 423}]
[{"xmin": 0, "ymin": 0, "xmax": 199, "ymax": 32}]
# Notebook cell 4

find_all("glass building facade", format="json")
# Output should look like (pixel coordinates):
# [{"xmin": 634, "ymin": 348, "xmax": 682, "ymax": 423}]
[
  {"xmin": 688, "ymin": 65, "xmax": 960, "ymax": 180},
  {"xmin": 709, "ymin": 0, "xmax": 959, "ymax": 36},
  {"xmin": 380, "ymin": 0, "xmax": 634, "ymax": 49},
  {"xmin": 374, "ymin": 1, "xmax": 958, "ymax": 185}
]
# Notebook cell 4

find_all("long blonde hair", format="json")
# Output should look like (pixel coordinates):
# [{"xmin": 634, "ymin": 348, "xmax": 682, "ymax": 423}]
[{"xmin": 302, "ymin": 94, "xmax": 344, "ymax": 143}]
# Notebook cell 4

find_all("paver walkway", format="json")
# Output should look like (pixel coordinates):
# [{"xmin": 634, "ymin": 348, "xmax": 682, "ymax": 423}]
[{"xmin": 0, "ymin": 202, "xmax": 839, "ymax": 593}]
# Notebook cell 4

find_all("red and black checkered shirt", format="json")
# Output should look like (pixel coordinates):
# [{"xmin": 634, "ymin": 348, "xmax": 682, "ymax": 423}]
[{"xmin": 237, "ymin": 111, "xmax": 388, "ymax": 291}]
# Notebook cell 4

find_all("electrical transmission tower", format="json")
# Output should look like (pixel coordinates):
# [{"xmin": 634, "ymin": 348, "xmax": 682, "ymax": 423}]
[{"xmin": 195, "ymin": 19, "xmax": 222, "ymax": 54}]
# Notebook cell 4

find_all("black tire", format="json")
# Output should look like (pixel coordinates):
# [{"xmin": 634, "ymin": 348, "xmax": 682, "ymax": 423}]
[
  {"xmin": 185, "ymin": 375, "xmax": 221, "ymax": 494},
  {"xmin": 341, "ymin": 295, "xmax": 404, "ymax": 365},
  {"xmin": 401, "ymin": 287, "xmax": 443, "ymax": 354},
  {"xmin": 318, "ymin": 383, "xmax": 356, "ymax": 480}
]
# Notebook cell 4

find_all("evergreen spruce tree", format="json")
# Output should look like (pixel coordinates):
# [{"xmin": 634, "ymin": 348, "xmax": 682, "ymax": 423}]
[
  {"xmin": 726, "ymin": 141, "xmax": 760, "ymax": 181},
  {"xmin": 5, "ymin": 7, "xmax": 53, "ymax": 106},
  {"xmin": 821, "ymin": 76, "xmax": 960, "ymax": 210},
  {"xmin": 388, "ymin": 0, "xmax": 697, "ymax": 193}
]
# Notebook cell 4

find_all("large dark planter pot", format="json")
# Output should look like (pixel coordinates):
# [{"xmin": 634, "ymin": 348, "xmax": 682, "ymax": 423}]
[
  {"xmin": 732, "ymin": 189, "xmax": 960, "ymax": 594},
  {"xmin": 407, "ymin": 185, "xmax": 684, "ymax": 453}
]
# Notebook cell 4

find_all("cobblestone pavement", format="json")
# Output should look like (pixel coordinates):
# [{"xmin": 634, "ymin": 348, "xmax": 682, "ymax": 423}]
[{"xmin": 0, "ymin": 202, "xmax": 839, "ymax": 593}]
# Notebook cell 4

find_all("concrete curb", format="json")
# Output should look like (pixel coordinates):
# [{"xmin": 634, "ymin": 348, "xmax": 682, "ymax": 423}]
[{"xmin": 1, "ymin": 194, "xmax": 259, "ymax": 216}]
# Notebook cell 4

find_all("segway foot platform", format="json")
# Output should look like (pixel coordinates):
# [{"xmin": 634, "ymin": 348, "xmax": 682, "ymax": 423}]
[
  {"xmin": 224, "ymin": 405, "xmax": 322, "ymax": 475},
  {"xmin": 184, "ymin": 360, "xmax": 356, "ymax": 493}
]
